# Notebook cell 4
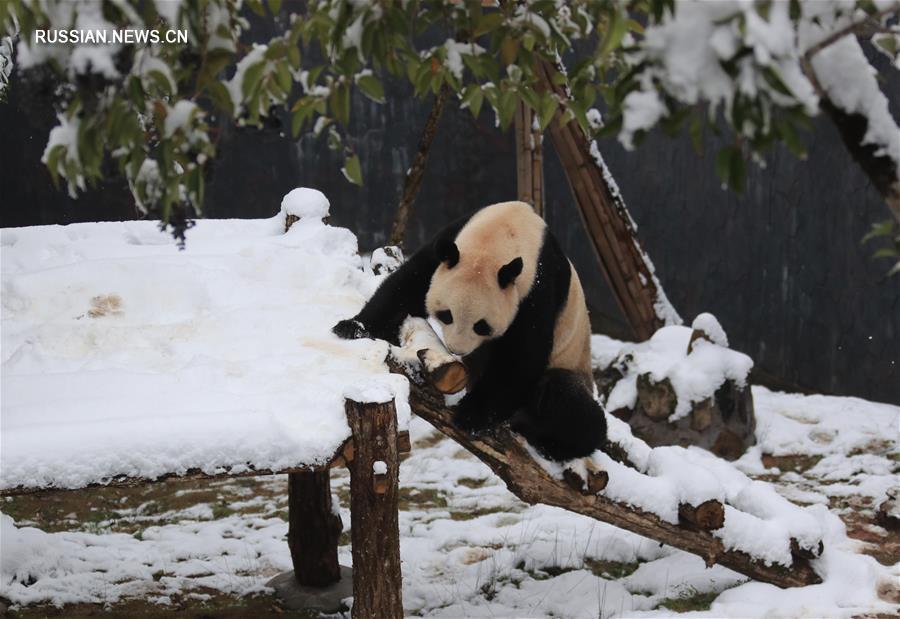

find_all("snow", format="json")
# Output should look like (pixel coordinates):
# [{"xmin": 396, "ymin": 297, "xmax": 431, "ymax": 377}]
[
  {"xmin": 691, "ymin": 312, "xmax": 728, "ymax": 347},
  {"xmin": 620, "ymin": 89, "xmax": 667, "ymax": 150},
  {"xmin": 370, "ymin": 246, "xmax": 404, "ymax": 274},
  {"xmin": 0, "ymin": 35, "xmax": 13, "ymax": 98},
  {"xmin": 133, "ymin": 48, "xmax": 177, "ymax": 95},
  {"xmin": 803, "ymin": 14, "xmax": 900, "ymax": 172},
  {"xmin": 343, "ymin": 378, "xmax": 407, "ymax": 405},
  {"xmin": 0, "ymin": 191, "xmax": 411, "ymax": 493},
  {"xmin": 1, "ymin": 216, "xmax": 897, "ymax": 616},
  {"xmin": 226, "ymin": 43, "xmax": 267, "ymax": 112},
  {"xmin": 440, "ymin": 40, "xmax": 485, "ymax": 81},
  {"xmin": 279, "ymin": 187, "xmax": 330, "ymax": 221},
  {"xmin": 163, "ymin": 100, "xmax": 199, "ymax": 138},
  {"xmin": 597, "ymin": 324, "xmax": 754, "ymax": 421},
  {"xmin": 618, "ymin": 0, "xmax": 899, "ymax": 181},
  {"xmin": 41, "ymin": 113, "xmax": 85, "ymax": 198},
  {"xmin": 373, "ymin": 461, "xmax": 387, "ymax": 475},
  {"xmin": 3, "ymin": 393, "xmax": 896, "ymax": 616}
]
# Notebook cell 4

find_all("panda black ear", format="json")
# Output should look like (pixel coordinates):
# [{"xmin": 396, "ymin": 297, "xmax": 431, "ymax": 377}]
[
  {"xmin": 436, "ymin": 239, "xmax": 459, "ymax": 268},
  {"xmin": 498, "ymin": 257, "xmax": 523, "ymax": 289}
]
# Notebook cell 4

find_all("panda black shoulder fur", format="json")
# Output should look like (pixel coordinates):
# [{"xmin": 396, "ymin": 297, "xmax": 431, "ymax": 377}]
[{"xmin": 333, "ymin": 201, "xmax": 607, "ymax": 461}]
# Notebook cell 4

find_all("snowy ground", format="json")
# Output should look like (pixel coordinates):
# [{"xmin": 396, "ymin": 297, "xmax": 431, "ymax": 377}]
[
  {"xmin": 1, "ymin": 204, "xmax": 898, "ymax": 617},
  {"xmin": 2, "ymin": 382, "xmax": 897, "ymax": 618}
]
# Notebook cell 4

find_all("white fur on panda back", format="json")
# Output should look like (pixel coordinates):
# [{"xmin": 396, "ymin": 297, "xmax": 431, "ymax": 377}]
[{"xmin": 452, "ymin": 201, "xmax": 545, "ymax": 301}]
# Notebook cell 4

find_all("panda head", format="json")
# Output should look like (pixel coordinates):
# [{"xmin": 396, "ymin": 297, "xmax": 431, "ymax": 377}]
[{"xmin": 424, "ymin": 237, "xmax": 525, "ymax": 357}]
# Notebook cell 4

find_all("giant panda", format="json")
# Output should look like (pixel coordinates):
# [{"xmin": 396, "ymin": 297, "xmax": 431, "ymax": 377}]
[{"xmin": 333, "ymin": 201, "xmax": 607, "ymax": 461}]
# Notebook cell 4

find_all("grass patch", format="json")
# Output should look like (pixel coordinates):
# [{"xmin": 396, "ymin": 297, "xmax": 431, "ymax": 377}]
[
  {"xmin": 7, "ymin": 591, "xmax": 320, "ymax": 618},
  {"xmin": 584, "ymin": 558, "xmax": 641, "ymax": 579},
  {"xmin": 760, "ymin": 454, "xmax": 823, "ymax": 474},
  {"xmin": 657, "ymin": 590, "xmax": 718, "ymax": 612},
  {"xmin": 449, "ymin": 506, "xmax": 508, "ymax": 521},
  {"xmin": 399, "ymin": 487, "xmax": 449, "ymax": 510},
  {"xmin": 456, "ymin": 477, "xmax": 485, "ymax": 489}
]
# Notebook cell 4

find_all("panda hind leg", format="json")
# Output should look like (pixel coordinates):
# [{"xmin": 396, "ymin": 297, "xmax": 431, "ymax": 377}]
[{"xmin": 511, "ymin": 368, "xmax": 607, "ymax": 461}]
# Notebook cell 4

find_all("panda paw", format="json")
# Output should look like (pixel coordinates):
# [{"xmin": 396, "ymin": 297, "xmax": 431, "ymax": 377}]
[
  {"xmin": 332, "ymin": 318, "xmax": 370, "ymax": 340},
  {"xmin": 453, "ymin": 397, "xmax": 499, "ymax": 434},
  {"xmin": 454, "ymin": 409, "xmax": 495, "ymax": 434}
]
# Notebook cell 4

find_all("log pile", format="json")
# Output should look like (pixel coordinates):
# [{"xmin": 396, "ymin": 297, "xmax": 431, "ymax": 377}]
[
  {"xmin": 390, "ymin": 322, "xmax": 823, "ymax": 589},
  {"xmin": 594, "ymin": 322, "xmax": 757, "ymax": 461}
]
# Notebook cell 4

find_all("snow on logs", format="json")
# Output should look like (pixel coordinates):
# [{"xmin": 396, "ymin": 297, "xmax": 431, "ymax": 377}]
[
  {"xmin": 594, "ymin": 315, "xmax": 757, "ymax": 460},
  {"xmin": 390, "ymin": 318, "xmax": 823, "ymax": 588}
]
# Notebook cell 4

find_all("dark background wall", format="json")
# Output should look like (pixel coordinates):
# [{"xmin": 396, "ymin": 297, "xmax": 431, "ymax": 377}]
[{"xmin": 2, "ymin": 43, "xmax": 898, "ymax": 405}]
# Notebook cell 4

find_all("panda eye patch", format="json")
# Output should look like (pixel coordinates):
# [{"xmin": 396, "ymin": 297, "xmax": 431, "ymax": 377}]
[
  {"xmin": 437, "ymin": 309, "xmax": 453, "ymax": 325},
  {"xmin": 473, "ymin": 319, "xmax": 492, "ymax": 336}
]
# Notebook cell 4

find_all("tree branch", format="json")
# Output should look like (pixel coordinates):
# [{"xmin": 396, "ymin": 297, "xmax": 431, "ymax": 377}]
[
  {"xmin": 389, "ymin": 84, "xmax": 452, "ymax": 249},
  {"xmin": 388, "ymin": 357, "xmax": 823, "ymax": 589}
]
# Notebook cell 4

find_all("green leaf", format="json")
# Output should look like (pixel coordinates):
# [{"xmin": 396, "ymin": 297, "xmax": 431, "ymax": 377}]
[
  {"xmin": 288, "ymin": 45, "xmax": 301, "ymax": 69},
  {"xmin": 267, "ymin": 0, "xmax": 282, "ymax": 14},
  {"xmin": 888, "ymin": 261, "xmax": 900, "ymax": 277},
  {"xmin": 207, "ymin": 80, "xmax": 235, "ymax": 117},
  {"xmin": 461, "ymin": 85, "xmax": 484, "ymax": 119},
  {"xmin": 715, "ymin": 146, "xmax": 734, "ymax": 187},
  {"xmin": 862, "ymin": 220, "xmax": 895, "ymax": 244},
  {"xmin": 600, "ymin": 9, "xmax": 628, "ymax": 57},
  {"xmin": 342, "ymin": 153, "xmax": 363, "ymax": 185},
  {"xmin": 241, "ymin": 62, "xmax": 266, "ymax": 100},
  {"xmin": 45, "ymin": 144, "xmax": 65, "ymax": 188},
  {"xmin": 497, "ymin": 90, "xmax": 517, "ymax": 131},
  {"xmin": 689, "ymin": 114, "xmax": 703, "ymax": 154},
  {"xmin": 291, "ymin": 109, "xmax": 304, "ymax": 138},
  {"xmin": 474, "ymin": 13, "xmax": 504, "ymax": 37},
  {"xmin": 246, "ymin": 0, "xmax": 266, "ymax": 17},
  {"xmin": 537, "ymin": 92, "xmax": 557, "ymax": 131},
  {"xmin": 357, "ymin": 74, "xmax": 385, "ymax": 103},
  {"xmin": 872, "ymin": 247, "xmax": 900, "ymax": 259},
  {"xmin": 330, "ymin": 83, "xmax": 351, "ymax": 126}
]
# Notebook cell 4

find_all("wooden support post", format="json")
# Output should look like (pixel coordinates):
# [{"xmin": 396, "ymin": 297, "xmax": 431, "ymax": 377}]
[
  {"xmin": 515, "ymin": 101, "xmax": 544, "ymax": 216},
  {"xmin": 345, "ymin": 397, "xmax": 404, "ymax": 619},
  {"xmin": 537, "ymin": 59, "xmax": 674, "ymax": 340},
  {"xmin": 287, "ymin": 470, "xmax": 343, "ymax": 587}
]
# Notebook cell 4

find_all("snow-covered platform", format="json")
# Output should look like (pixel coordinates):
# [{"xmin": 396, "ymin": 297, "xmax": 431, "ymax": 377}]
[{"xmin": 1, "ymin": 192, "xmax": 410, "ymax": 493}]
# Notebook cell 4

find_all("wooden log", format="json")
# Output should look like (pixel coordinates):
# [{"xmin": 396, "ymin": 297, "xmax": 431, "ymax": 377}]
[
  {"xmin": 389, "ymin": 358, "xmax": 822, "ymax": 588},
  {"xmin": 416, "ymin": 349, "xmax": 467, "ymax": 394},
  {"xmin": 515, "ymin": 100, "xmax": 544, "ymax": 215},
  {"xmin": 679, "ymin": 500, "xmax": 726, "ymax": 531},
  {"xmin": 875, "ymin": 489, "xmax": 900, "ymax": 531},
  {"xmin": 537, "ymin": 59, "xmax": 673, "ymax": 340},
  {"xmin": 399, "ymin": 317, "xmax": 468, "ymax": 394},
  {"xmin": 790, "ymin": 538, "xmax": 824, "ymax": 561},
  {"xmin": 345, "ymin": 397, "xmax": 404, "ymax": 619},
  {"xmin": 287, "ymin": 470, "xmax": 343, "ymax": 587},
  {"xmin": 636, "ymin": 374, "xmax": 677, "ymax": 421},
  {"xmin": 563, "ymin": 462, "xmax": 609, "ymax": 495}
]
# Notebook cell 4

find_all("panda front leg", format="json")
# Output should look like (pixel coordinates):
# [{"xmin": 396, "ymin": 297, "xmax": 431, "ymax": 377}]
[
  {"xmin": 333, "ymin": 246, "xmax": 441, "ymax": 344},
  {"xmin": 453, "ymin": 346, "xmax": 539, "ymax": 433},
  {"xmin": 333, "ymin": 216, "xmax": 471, "ymax": 344}
]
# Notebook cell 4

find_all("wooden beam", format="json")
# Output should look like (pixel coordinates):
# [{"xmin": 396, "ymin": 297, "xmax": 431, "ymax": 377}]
[
  {"xmin": 345, "ymin": 397, "xmax": 404, "ymax": 619},
  {"xmin": 537, "ymin": 59, "xmax": 672, "ymax": 340},
  {"xmin": 390, "ymin": 358, "xmax": 822, "ymax": 589},
  {"xmin": 1, "ymin": 431, "xmax": 411, "ymax": 497},
  {"xmin": 515, "ymin": 101, "xmax": 544, "ymax": 215}
]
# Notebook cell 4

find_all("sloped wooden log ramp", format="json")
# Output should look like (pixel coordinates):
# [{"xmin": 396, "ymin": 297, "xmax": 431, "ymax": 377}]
[{"xmin": 388, "ymin": 356, "xmax": 823, "ymax": 589}]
